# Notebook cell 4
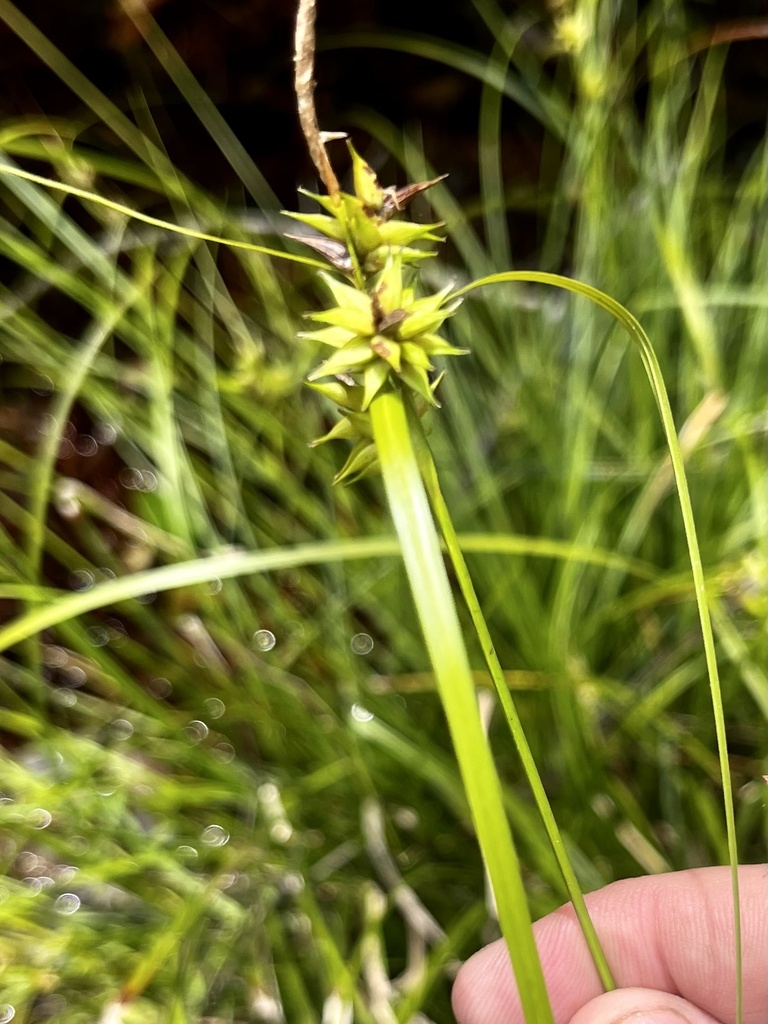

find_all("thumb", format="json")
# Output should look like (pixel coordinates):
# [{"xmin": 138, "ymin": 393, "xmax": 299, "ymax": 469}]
[{"xmin": 568, "ymin": 987, "xmax": 724, "ymax": 1024}]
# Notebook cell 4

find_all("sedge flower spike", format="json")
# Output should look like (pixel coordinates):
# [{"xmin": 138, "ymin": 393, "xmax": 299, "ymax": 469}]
[{"xmin": 289, "ymin": 144, "xmax": 467, "ymax": 484}]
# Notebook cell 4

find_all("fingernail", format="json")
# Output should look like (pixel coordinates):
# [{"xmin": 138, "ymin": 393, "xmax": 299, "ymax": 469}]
[{"xmin": 616, "ymin": 1010, "xmax": 692, "ymax": 1024}]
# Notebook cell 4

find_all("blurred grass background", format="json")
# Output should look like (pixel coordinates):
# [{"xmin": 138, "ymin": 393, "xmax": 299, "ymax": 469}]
[{"xmin": 0, "ymin": 0, "xmax": 766, "ymax": 1021}]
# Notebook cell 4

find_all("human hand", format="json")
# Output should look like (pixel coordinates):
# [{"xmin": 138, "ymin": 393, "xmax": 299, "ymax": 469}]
[{"xmin": 452, "ymin": 865, "xmax": 767, "ymax": 1024}]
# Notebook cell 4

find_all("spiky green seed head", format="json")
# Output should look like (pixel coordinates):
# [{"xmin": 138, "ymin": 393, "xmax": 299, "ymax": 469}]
[{"xmin": 296, "ymin": 145, "xmax": 468, "ymax": 482}]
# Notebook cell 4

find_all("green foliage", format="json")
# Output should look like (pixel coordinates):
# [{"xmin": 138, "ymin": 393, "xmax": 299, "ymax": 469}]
[{"xmin": 0, "ymin": 0, "xmax": 765, "ymax": 1021}]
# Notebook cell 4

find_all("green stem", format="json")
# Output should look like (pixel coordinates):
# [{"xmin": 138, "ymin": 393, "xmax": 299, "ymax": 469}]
[
  {"xmin": 369, "ymin": 387, "xmax": 554, "ymax": 1024},
  {"xmin": 408, "ymin": 407, "xmax": 616, "ymax": 991},
  {"xmin": 0, "ymin": 162, "xmax": 328, "ymax": 270},
  {"xmin": 455, "ymin": 270, "xmax": 741, "ymax": 1024}
]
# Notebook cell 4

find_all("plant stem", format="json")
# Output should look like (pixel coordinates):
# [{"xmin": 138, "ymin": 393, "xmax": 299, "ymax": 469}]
[
  {"xmin": 294, "ymin": 0, "xmax": 340, "ymax": 197},
  {"xmin": 369, "ymin": 387, "xmax": 554, "ymax": 1024},
  {"xmin": 408, "ymin": 407, "xmax": 616, "ymax": 992}
]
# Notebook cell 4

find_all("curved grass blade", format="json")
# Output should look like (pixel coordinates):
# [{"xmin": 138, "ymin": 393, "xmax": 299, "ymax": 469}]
[
  {"xmin": 0, "ymin": 533, "xmax": 656, "ymax": 655},
  {"xmin": 0, "ymin": 539, "xmax": 397, "ymax": 654},
  {"xmin": 454, "ymin": 269, "xmax": 742, "ymax": 1024}
]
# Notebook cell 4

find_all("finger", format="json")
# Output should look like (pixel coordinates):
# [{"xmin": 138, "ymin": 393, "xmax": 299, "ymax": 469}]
[
  {"xmin": 452, "ymin": 865, "xmax": 767, "ymax": 1024},
  {"xmin": 569, "ymin": 987, "xmax": 724, "ymax": 1024}
]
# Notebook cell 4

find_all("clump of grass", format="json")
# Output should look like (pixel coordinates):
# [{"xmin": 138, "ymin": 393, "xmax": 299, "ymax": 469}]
[{"xmin": 0, "ymin": 0, "xmax": 764, "ymax": 1021}]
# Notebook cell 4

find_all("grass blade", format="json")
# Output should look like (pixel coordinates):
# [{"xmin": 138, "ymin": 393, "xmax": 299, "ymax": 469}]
[
  {"xmin": 369, "ymin": 388, "xmax": 554, "ymax": 1024},
  {"xmin": 454, "ymin": 269, "xmax": 742, "ymax": 1024},
  {"xmin": 410, "ymin": 409, "xmax": 616, "ymax": 991}
]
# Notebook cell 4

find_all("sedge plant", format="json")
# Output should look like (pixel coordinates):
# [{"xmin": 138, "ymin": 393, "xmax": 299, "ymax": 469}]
[
  {"xmin": 287, "ymin": 3, "xmax": 741, "ymax": 1021},
  {"xmin": 0, "ymin": 0, "xmax": 751, "ymax": 1020},
  {"xmin": 295, "ymin": 168, "xmax": 744, "ymax": 1018}
]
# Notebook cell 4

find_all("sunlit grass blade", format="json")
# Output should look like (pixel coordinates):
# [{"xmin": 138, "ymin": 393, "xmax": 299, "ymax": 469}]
[
  {"xmin": 0, "ymin": 531, "xmax": 651, "ymax": 654},
  {"xmin": 0, "ymin": 539, "xmax": 398, "ymax": 653},
  {"xmin": 0, "ymin": 163, "xmax": 327, "ymax": 269},
  {"xmin": 454, "ymin": 269, "xmax": 743, "ymax": 1024},
  {"xmin": 369, "ymin": 388, "xmax": 554, "ymax": 1024}
]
